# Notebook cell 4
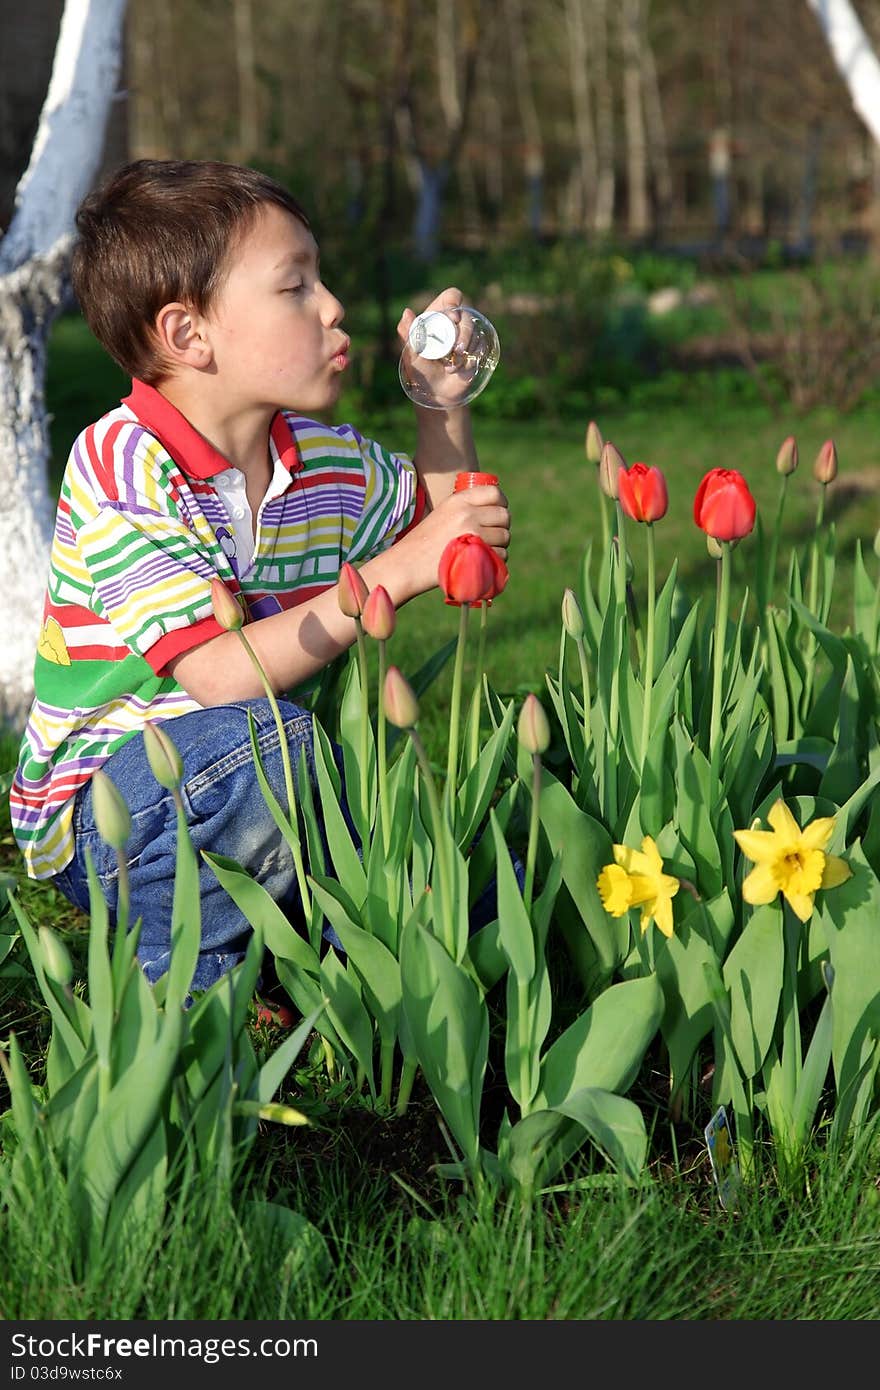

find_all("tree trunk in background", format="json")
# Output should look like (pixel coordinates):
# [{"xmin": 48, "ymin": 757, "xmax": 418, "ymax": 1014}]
[
  {"xmin": 806, "ymin": 0, "xmax": 880, "ymax": 248},
  {"xmin": 233, "ymin": 0, "xmax": 259, "ymax": 161},
  {"xmin": 398, "ymin": 0, "xmax": 482, "ymax": 261},
  {"xmin": 642, "ymin": 10, "xmax": 672, "ymax": 238},
  {"xmin": 621, "ymin": 0, "xmax": 649, "ymax": 238},
  {"xmin": 591, "ymin": 0, "xmax": 615, "ymax": 236},
  {"xmin": 0, "ymin": 0, "xmax": 127, "ymax": 731},
  {"xmin": 504, "ymin": 0, "xmax": 545, "ymax": 238},
  {"xmin": 806, "ymin": 0, "xmax": 880, "ymax": 143},
  {"xmin": 564, "ymin": 0, "xmax": 598, "ymax": 232}
]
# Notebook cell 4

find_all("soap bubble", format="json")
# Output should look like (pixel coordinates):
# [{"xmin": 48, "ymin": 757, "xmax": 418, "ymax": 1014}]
[{"xmin": 399, "ymin": 305, "xmax": 500, "ymax": 409}]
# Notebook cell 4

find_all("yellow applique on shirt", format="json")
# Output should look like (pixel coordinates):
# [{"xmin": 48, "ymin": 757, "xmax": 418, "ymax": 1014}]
[{"xmin": 37, "ymin": 617, "xmax": 71, "ymax": 666}]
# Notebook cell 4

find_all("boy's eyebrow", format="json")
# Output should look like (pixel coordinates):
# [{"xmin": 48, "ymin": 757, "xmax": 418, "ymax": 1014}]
[{"xmin": 274, "ymin": 248, "xmax": 319, "ymax": 272}]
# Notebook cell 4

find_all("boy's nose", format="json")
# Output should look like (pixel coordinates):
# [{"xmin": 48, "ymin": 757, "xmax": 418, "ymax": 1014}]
[{"xmin": 319, "ymin": 285, "xmax": 345, "ymax": 327}]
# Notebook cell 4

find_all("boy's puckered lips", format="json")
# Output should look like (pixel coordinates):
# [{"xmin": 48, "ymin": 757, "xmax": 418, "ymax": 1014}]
[{"xmin": 331, "ymin": 335, "xmax": 351, "ymax": 369}]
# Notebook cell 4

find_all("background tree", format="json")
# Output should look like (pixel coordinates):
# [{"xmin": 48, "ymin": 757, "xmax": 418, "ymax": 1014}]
[{"xmin": 0, "ymin": 0, "xmax": 127, "ymax": 730}]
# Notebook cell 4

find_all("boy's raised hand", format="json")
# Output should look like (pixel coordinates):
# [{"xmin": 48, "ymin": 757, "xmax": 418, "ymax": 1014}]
[
  {"xmin": 396, "ymin": 286, "xmax": 465, "ymax": 350},
  {"xmin": 378, "ymin": 479, "xmax": 510, "ymax": 605}
]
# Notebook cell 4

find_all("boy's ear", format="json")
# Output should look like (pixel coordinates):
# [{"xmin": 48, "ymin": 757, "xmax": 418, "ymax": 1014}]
[{"xmin": 154, "ymin": 302, "xmax": 213, "ymax": 369}]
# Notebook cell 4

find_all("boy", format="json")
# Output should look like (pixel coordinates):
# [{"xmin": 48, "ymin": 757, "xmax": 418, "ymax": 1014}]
[{"xmin": 10, "ymin": 158, "xmax": 510, "ymax": 996}]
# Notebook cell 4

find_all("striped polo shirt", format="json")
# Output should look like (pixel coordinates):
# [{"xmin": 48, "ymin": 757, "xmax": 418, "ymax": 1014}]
[{"xmin": 11, "ymin": 380, "xmax": 424, "ymax": 879}]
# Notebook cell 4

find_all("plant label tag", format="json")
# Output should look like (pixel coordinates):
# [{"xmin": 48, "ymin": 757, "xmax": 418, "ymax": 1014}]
[{"xmin": 704, "ymin": 1104, "xmax": 741, "ymax": 1210}]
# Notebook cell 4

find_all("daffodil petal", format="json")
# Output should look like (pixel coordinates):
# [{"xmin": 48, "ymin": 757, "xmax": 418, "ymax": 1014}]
[
  {"xmin": 800, "ymin": 816, "xmax": 836, "ymax": 852},
  {"xmin": 598, "ymin": 864, "xmax": 633, "ymax": 916},
  {"xmin": 767, "ymin": 799, "xmax": 801, "ymax": 840},
  {"xmin": 627, "ymin": 873, "xmax": 659, "ymax": 907},
  {"xmin": 741, "ymin": 863, "xmax": 779, "ymax": 906},
  {"xmin": 733, "ymin": 828, "xmax": 781, "ymax": 863},
  {"xmin": 820, "ymin": 855, "xmax": 852, "ymax": 890},
  {"xmin": 653, "ymin": 894, "xmax": 675, "ymax": 938},
  {"xmin": 639, "ymin": 836, "xmax": 664, "ymax": 873},
  {"xmin": 615, "ymin": 845, "xmax": 655, "ymax": 877},
  {"xmin": 783, "ymin": 889, "xmax": 815, "ymax": 923}
]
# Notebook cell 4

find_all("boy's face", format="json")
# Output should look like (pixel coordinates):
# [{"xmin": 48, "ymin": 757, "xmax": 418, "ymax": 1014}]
[{"xmin": 203, "ymin": 204, "xmax": 349, "ymax": 415}]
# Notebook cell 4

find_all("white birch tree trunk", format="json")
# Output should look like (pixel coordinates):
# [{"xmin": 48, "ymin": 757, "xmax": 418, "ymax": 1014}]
[
  {"xmin": 806, "ymin": 0, "xmax": 880, "ymax": 145},
  {"xmin": 0, "ymin": 0, "xmax": 127, "ymax": 731}
]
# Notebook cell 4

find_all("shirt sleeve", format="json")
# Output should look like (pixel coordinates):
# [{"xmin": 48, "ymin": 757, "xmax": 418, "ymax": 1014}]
[
  {"xmin": 69, "ymin": 424, "xmax": 227, "ymax": 675},
  {"xmin": 341, "ymin": 426, "xmax": 421, "ymax": 563}
]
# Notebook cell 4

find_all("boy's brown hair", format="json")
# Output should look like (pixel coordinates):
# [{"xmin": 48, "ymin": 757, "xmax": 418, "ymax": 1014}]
[{"xmin": 71, "ymin": 159, "xmax": 310, "ymax": 384}]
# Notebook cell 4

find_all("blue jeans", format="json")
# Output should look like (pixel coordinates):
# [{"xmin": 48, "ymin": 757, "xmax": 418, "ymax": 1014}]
[
  {"xmin": 51, "ymin": 698, "xmax": 521, "ymax": 1000},
  {"xmin": 52, "ymin": 699, "xmax": 323, "ymax": 995}
]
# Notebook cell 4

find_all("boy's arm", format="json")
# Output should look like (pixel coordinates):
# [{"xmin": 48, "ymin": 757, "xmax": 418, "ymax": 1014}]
[
  {"xmin": 398, "ymin": 287, "xmax": 479, "ymax": 512},
  {"xmin": 168, "ymin": 482, "xmax": 509, "ymax": 706}
]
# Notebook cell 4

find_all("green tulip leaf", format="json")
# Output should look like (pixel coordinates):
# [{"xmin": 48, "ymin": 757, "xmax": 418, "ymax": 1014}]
[
  {"xmin": 400, "ymin": 914, "xmax": 488, "ymax": 1168},
  {"xmin": 320, "ymin": 947, "xmax": 376, "ymax": 1098},
  {"xmin": 536, "ymin": 974, "xmax": 663, "ymax": 1108},
  {"xmin": 531, "ymin": 771, "xmax": 623, "ymax": 973},
  {"xmin": 818, "ymin": 843, "xmax": 880, "ymax": 1129},
  {"xmin": 554, "ymin": 1087, "xmax": 649, "ymax": 1181},
  {"xmin": 655, "ymin": 910, "xmax": 718, "ymax": 1099},
  {"xmin": 490, "ymin": 809, "xmax": 534, "ymax": 983},
  {"xmin": 204, "ymin": 852, "xmax": 320, "ymax": 975},
  {"xmin": 722, "ymin": 903, "xmax": 784, "ymax": 1080}
]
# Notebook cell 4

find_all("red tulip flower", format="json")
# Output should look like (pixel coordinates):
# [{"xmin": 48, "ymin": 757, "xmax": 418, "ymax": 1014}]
[
  {"xmin": 618, "ymin": 462, "xmax": 668, "ymax": 523},
  {"xmin": 693, "ymin": 468, "xmax": 756, "ymax": 541},
  {"xmin": 438, "ymin": 533, "xmax": 509, "ymax": 607}
]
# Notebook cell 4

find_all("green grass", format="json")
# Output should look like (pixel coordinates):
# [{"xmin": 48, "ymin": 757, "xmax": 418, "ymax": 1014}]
[{"xmin": 3, "ymin": 1118, "xmax": 880, "ymax": 1319}]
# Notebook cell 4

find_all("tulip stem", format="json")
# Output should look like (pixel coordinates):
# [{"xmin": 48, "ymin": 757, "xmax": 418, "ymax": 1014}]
[
  {"xmin": 766, "ymin": 474, "xmax": 789, "ymax": 611},
  {"xmin": 445, "ymin": 603, "xmax": 470, "ymax": 814},
  {"xmin": 411, "ymin": 728, "xmax": 456, "ymax": 958},
  {"xmin": 396, "ymin": 1056, "xmax": 418, "ymax": 1115},
  {"xmin": 802, "ymin": 486, "xmax": 827, "ymax": 721},
  {"xmin": 639, "ymin": 523, "xmax": 657, "ymax": 768},
  {"xmin": 709, "ymin": 542, "xmax": 731, "ymax": 782},
  {"xmin": 354, "ymin": 617, "xmax": 371, "ymax": 840},
  {"xmin": 575, "ymin": 633, "xmax": 593, "ymax": 759},
  {"xmin": 379, "ymin": 1037, "xmax": 394, "ymax": 1111},
  {"xmin": 236, "ymin": 630, "xmax": 311, "ymax": 920},
  {"xmin": 468, "ymin": 603, "xmax": 489, "ymax": 771},
  {"xmin": 599, "ymin": 492, "xmax": 611, "ymax": 557},
  {"xmin": 376, "ymin": 637, "xmax": 391, "ymax": 857},
  {"xmin": 524, "ymin": 752, "xmax": 542, "ymax": 917},
  {"xmin": 780, "ymin": 904, "xmax": 803, "ymax": 1153}
]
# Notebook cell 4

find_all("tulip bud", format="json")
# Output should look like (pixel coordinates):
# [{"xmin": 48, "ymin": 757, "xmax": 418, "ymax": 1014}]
[
  {"xmin": 598, "ymin": 441, "xmax": 624, "ymax": 499},
  {"xmin": 39, "ymin": 925, "xmax": 73, "ymax": 987},
  {"xmin": 91, "ymin": 769, "xmax": 131, "ymax": 849},
  {"xmin": 585, "ymin": 420, "xmax": 604, "ymax": 464},
  {"xmin": 338, "ymin": 561, "xmax": 369, "ymax": 618},
  {"xmin": 813, "ymin": 439, "xmax": 838, "ymax": 485},
  {"xmin": 561, "ymin": 587, "xmax": 584, "ymax": 639},
  {"xmin": 144, "ymin": 721, "xmax": 184, "ymax": 790},
  {"xmin": 874, "ymin": 527, "xmax": 880, "ymax": 561},
  {"xmin": 517, "ymin": 692, "xmax": 550, "ymax": 755},
  {"xmin": 210, "ymin": 577, "xmax": 244, "ymax": 631},
  {"xmin": 706, "ymin": 534, "xmax": 724, "ymax": 559},
  {"xmin": 383, "ymin": 665, "xmax": 419, "ymax": 728},
  {"xmin": 256, "ymin": 1102, "xmax": 310, "ymax": 1126},
  {"xmin": 775, "ymin": 435, "xmax": 798, "ymax": 476},
  {"xmin": 362, "ymin": 584, "xmax": 396, "ymax": 640}
]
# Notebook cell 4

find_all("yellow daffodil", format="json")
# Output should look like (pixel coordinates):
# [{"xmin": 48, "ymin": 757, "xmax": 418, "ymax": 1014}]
[
  {"xmin": 597, "ymin": 835, "xmax": 679, "ymax": 938},
  {"xmin": 733, "ymin": 798, "xmax": 851, "ymax": 923}
]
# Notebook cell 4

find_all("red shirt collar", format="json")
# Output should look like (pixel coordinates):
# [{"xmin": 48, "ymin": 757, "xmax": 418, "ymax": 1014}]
[{"xmin": 122, "ymin": 379, "xmax": 303, "ymax": 479}]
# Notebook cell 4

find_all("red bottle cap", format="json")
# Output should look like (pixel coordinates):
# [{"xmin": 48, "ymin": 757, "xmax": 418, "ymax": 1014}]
[{"xmin": 454, "ymin": 471, "xmax": 499, "ymax": 491}]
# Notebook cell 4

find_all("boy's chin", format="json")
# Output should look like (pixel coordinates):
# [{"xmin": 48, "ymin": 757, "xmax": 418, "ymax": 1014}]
[{"xmin": 281, "ymin": 381, "xmax": 344, "ymax": 416}]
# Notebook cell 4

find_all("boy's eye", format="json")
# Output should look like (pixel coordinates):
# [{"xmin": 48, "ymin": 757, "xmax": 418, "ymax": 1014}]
[{"xmin": 285, "ymin": 282, "xmax": 304, "ymax": 293}]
